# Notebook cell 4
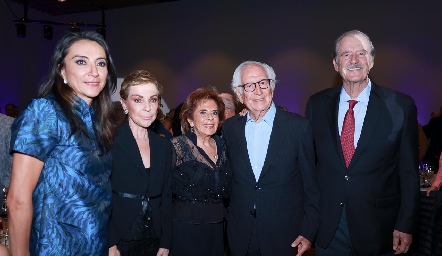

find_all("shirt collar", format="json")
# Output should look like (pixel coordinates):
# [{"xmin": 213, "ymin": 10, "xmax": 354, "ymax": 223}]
[
  {"xmin": 246, "ymin": 102, "xmax": 276, "ymax": 128},
  {"xmin": 340, "ymin": 78, "xmax": 372, "ymax": 104},
  {"xmin": 74, "ymin": 95, "xmax": 95, "ymax": 117}
]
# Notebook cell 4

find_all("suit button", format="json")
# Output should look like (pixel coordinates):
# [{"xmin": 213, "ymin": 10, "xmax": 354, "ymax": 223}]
[
  {"xmin": 255, "ymin": 185, "xmax": 259, "ymax": 190},
  {"xmin": 344, "ymin": 175, "xmax": 350, "ymax": 180},
  {"xmin": 340, "ymin": 202, "xmax": 345, "ymax": 206}
]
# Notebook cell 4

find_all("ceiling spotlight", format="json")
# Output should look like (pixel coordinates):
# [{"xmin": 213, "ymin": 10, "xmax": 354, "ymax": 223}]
[
  {"xmin": 70, "ymin": 24, "xmax": 80, "ymax": 32},
  {"xmin": 16, "ymin": 23, "xmax": 26, "ymax": 38},
  {"xmin": 43, "ymin": 25, "xmax": 53, "ymax": 40},
  {"xmin": 96, "ymin": 28, "xmax": 106, "ymax": 39}
]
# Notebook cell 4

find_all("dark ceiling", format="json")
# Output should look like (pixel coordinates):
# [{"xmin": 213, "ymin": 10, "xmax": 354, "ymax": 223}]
[{"xmin": 10, "ymin": 0, "xmax": 178, "ymax": 16}]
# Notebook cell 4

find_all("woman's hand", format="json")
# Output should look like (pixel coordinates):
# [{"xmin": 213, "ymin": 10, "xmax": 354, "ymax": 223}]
[
  {"xmin": 157, "ymin": 248, "xmax": 169, "ymax": 256},
  {"xmin": 109, "ymin": 245, "xmax": 121, "ymax": 256},
  {"xmin": 426, "ymin": 185, "xmax": 439, "ymax": 196}
]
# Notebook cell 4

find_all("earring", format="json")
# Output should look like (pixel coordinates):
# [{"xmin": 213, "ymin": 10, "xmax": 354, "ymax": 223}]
[
  {"xmin": 63, "ymin": 79, "xmax": 67, "ymax": 84},
  {"xmin": 190, "ymin": 126, "xmax": 194, "ymax": 133},
  {"xmin": 124, "ymin": 109, "xmax": 128, "ymax": 115}
]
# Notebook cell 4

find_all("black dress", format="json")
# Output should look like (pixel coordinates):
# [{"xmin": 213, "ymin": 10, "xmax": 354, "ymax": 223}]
[
  {"xmin": 116, "ymin": 168, "xmax": 160, "ymax": 256},
  {"xmin": 170, "ymin": 133, "xmax": 231, "ymax": 256}
]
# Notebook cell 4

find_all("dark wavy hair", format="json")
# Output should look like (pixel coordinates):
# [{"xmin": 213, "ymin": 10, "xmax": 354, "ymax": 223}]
[
  {"xmin": 38, "ymin": 31, "xmax": 117, "ymax": 151},
  {"xmin": 180, "ymin": 87, "xmax": 225, "ymax": 134}
]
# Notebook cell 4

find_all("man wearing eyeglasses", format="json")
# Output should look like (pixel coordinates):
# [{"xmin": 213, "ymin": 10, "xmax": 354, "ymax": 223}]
[{"xmin": 222, "ymin": 61, "xmax": 320, "ymax": 256}]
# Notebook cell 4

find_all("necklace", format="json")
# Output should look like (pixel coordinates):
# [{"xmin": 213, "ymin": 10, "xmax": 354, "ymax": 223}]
[
  {"xmin": 213, "ymin": 138, "xmax": 218, "ymax": 160},
  {"xmin": 198, "ymin": 137, "xmax": 218, "ymax": 161}
]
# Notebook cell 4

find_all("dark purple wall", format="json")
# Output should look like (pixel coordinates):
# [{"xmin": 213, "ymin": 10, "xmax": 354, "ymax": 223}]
[{"xmin": 1, "ymin": 0, "xmax": 441, "ymax": 124}]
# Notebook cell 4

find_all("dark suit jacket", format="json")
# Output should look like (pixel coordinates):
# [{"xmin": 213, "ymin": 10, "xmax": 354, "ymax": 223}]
[
  {"xmin": 222, "ymin": 107, "xmax": 320, "ymax": 256},
  {"xmin": 306, "ymin": 83, "xmax": 420, "ymax": 255},
  {"xmin": 109, "ymin": 121, "xmax": 173, "ymax": 249}
]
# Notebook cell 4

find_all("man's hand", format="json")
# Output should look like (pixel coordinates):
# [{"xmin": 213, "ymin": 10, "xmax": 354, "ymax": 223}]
[
  {"xmin": 291, "ymin": 235, "xmax": 312, "ymax": 256},
  {"xmin": 109, "ymin": 245, "xmax": 120, "ymax": 256},
  {"xmin": 157, "ymin": 248, "xmax": 169, "ymax": 256},
  {"xmin": 393, "ymin": 230, "xmax": 412, "ymax": 254}
]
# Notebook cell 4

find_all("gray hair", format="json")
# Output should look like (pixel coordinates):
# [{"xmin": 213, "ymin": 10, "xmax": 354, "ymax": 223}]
[
  {"xmin": 333, "ymin": 30, "xmax": 375, "ymax": 63},
  {"xmin": 218, "ymin": 93, "xmax": 238, "ymax": 111},
  {"xmin": 231, "ymin": 61, "xmax": 277, "ymax": 95}
]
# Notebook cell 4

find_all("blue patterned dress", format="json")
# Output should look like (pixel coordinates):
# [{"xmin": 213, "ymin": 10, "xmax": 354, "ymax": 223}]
[{"xmin": 10, "ymin": 94, "xmax": 112, "ymax": 255}]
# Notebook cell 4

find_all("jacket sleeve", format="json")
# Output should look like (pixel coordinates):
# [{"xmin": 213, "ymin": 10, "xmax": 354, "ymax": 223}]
[
  {"xmin": 159, "ymin": 140, "xmax": 173, "ymax": 249},
  {"xmin": 395, "ymin": 101, "xmax": 420, "ymax": 234}
]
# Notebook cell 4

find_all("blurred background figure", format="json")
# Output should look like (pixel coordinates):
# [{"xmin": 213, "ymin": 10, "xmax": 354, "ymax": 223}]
[
  {"xmin": 161, "ymin": 108, "xmax": 175, "ymax": 136},
  {"xmin": 0, "ymin": 113, "xmax": 14, "ymax": 254},
  {"xmin": 426, "ymin": 151, "xmax": 442, "ymax": 196},
  {"xmin": 277, "ymin": 105, "xmax": 288, "ymax": 111},
  {"xmin": 423, "ymin": 105, "xmax": 442, "ymax": 172},
  {"xmin": 109, "ymin": 70, "xmax": 172, "ymax": 256},
  {"xmin": 4, "ymin": 104, "xmax": 18, "ymax": 118},
  {"xmin": 111, "ymin": 101, "xmax": 126, "ymax": 128},
  {"xmin": 170, "ymin": 87, "xmax": 231, "ymax": 256},
  {"xmin": 218, "ymin": 93, "xmax": 238, "ymax": 120},
  {"xmin": 430, "ymin": 111, "xmax": 440, "ymax": 119},
  {"xmin": 0, "ymin": 113, "xmax": 14, "ymax": 194},
  {"xmin": 418, "ymin": 123, "xmax": 428, "ymax": 163},
  {"xmin": 171, "ymin": 103, "xmax": 184, "ymax": 137},
  {"xmin": 149, "ymin": 107, "xmax": 173, "ymax": 139}
]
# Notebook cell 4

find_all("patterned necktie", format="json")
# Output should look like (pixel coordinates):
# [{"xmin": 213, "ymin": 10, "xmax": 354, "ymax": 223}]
[{"xmin": 341, "ymin": 100, "xmax": 358, "ymax": 167}]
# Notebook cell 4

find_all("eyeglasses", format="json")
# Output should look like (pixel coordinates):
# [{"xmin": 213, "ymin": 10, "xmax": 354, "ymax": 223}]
[{"xmin": 239, "ymin": 79, "xmax": 273, "ymax": 92}]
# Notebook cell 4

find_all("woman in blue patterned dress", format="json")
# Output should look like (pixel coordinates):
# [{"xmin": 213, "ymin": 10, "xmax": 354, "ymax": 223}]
[{"xmin": 7, "ymin": 31, "xmax": 117, "ymax": 255}]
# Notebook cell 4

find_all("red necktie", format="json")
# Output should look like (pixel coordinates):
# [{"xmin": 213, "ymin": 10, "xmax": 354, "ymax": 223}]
[{"xmin": 341, "ymin": 100, "xmax": 358, "ymax": 167}]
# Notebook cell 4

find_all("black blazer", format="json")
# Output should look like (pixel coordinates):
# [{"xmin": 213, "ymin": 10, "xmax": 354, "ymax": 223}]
[
  {"xmin": 109, "ymin": 121, "xmax": 173, "ymax": 249},
  {"xmin": 306, "ymin": 83, "xmax": 420, "ymax": 255},
  {"xmin": 222, "ymin": 107, "xmax": 320, "ymax": 256}
]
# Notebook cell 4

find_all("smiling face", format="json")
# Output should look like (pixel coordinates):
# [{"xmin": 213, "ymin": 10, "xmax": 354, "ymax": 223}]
[
  {"xmin": 234, "ymin": 64, "xmax": 273, "ymax": 121},
  {"xmin": 333, "ymin": 34, "xmax": 374, "ymax": 86},
  {"xmin": 60, "ymin": 39, "xmax": 108, "ymax": 105},
  {"xmin": 121, "ymin": 83, "xmax": 160, "ymax": 129},
  {"xmin": 188, "ymin": 99, "xmax": 219, "ymax": 138}
]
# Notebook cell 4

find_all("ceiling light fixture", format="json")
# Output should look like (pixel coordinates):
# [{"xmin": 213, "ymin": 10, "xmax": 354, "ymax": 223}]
[
  {"xmin": 16, "ymin": 23, "xmax": 26, "ymax": 38},
  {"xmin": 96, "ymin": 28, "xmax": 106, "ymax": 39},
  {"xmin": 70, "ymin": 24, "xmax": 80, "ymax": 32},
  {"xmin": 12, "ymin": 2, "xmax": 109, "ymax": 40},
  {"xmin": 43, "ymin": 25, "xmax": 53, "ymax": 40}
]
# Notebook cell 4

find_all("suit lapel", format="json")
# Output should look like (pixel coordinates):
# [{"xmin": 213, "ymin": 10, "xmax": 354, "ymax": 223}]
[
  {"xmin": 348, "ymin": 84, "xmax": 383, "ymax": 170},
  {"xmin": 234, "ymin": 115, "xmax": 256, "ymax": 181},
  {"xmin": 147, "ymin": 131, "xmax": 161, "ymax": 196},
  {"xmin": 327, "ymin": 86, "xmax": 346, "ymax": 168},
  {"xmin": 258, "ymin": 108, "xmax": 285, "ymax": 181},
  {"xmin": 117, "ymin": 122, "xmax": 147, "ymax": 178}
]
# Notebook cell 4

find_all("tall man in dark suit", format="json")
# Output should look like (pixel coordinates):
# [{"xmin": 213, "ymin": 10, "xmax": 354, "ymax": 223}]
[
  {"xmin": 222, "ymin": 61, "xmax": 320, "ymax": 256},
  {"xmin": 306, "ymin": 30, "xmax": 419, "ymax": 255}
]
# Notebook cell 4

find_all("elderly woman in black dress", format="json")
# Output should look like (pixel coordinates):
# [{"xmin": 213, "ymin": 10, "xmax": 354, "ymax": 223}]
[{"xmin": 170, "ymin": 88, "xmax": 231, "ymax": 256}]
